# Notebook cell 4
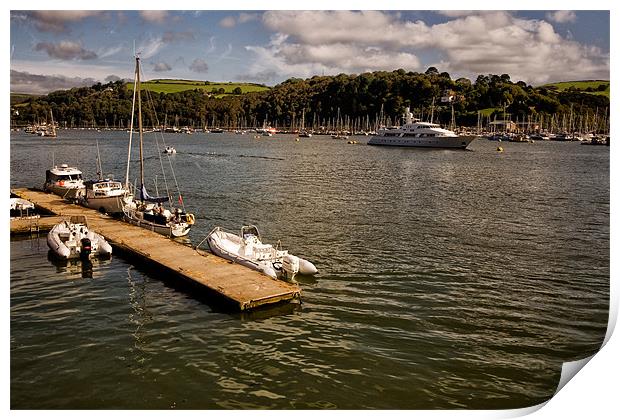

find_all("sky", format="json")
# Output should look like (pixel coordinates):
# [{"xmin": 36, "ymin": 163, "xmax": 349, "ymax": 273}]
[{"xmin": 9, "ymin": 7, "xmax": 611, "ymax": 94}]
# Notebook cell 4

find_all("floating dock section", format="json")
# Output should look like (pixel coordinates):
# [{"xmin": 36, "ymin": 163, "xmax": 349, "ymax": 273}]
[
  {"xmin": 10, "ymin": 188, "xmax": 302, "ymax": 311},
  {"xmin": 10, "ymin": 215, "xmax": 65, "ymax": 234}
]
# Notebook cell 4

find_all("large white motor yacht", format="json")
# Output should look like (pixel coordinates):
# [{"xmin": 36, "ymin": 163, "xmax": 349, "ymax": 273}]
[{"xmin": 368, "ymin": 108, "xmax": 477, "ymax": 149}]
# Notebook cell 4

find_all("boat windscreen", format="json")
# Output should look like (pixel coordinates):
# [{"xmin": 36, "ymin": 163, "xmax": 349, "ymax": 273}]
[{"xmin": 241, "ymin": 225, "xmax": 260, "ymax": 239}]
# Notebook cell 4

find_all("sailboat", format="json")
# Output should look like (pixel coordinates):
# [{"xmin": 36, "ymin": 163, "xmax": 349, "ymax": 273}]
[
  {"xmin": 331, "ymin": 107, "xmax": 348, "ymax": 139},
  {"xmin": 122, "ymin": 55, "xmax": 195, "ymax": 237},
  {"xmin": 298, "ymin": 109, "xmax": 312, "ymax": 137}
]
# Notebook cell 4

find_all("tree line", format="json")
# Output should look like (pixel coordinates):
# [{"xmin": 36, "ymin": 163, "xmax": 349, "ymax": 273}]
[{"xmin": 11, "ymin": 67, "xmax": 610, "ymax": 130}]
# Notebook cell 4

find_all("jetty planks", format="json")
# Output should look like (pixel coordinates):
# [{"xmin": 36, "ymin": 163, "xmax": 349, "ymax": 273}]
[
  {"xmin": 10, "ymin": 215, "xmax": 65, "ymax": 234},
  {"xmin": 10, "ymin": 188, "xmax": 302, "ymax": 311}
]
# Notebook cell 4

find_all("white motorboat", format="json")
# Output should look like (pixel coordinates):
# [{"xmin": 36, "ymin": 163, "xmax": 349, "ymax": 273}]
[
  {"xmin": 43, "ymin": 164, "xmax": 85, "ymax": 199},
  {"xmin": 10, "ymin": 197, "xmax": 39, "ymax": 220},
  {"xmin": 163, "ymin": 146, "xmax": 177, "ymax": 154},
  {"xmin": 368, "ymin": 107, "xmax": 477, "ymax": 149},
  {"xmin": 47, "ymin": 216, "xmax": 112, "ymax": 260},
  {"xmin": 80, "ymin": 179, "xmax": 133, "ymax": 214},
  {"xmin": 207, "ymin": 225, "xmax": 317, "ymax": 281},
  {"xmin": 122, "ymin": 55, "xmax": 195, "ymax": 238}
]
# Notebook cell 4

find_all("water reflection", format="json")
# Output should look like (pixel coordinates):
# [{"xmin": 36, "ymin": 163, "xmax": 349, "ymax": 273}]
[
  {"xmin": 46, "ymin": 250, "xmax": 110, "ymax": 279},
  {"xmin": 126, "ymin": 266, "xmax": 152, "ymax": 373}
]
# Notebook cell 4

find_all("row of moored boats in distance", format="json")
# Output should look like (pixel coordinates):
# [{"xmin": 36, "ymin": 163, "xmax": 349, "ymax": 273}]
[{"xmin": 484, "ymin": 131, "xmax": 609, "ymax": 145}]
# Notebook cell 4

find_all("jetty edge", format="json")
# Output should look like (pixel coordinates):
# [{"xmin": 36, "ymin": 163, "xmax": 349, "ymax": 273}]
[{"xmin": 10, "ymin": 188, "xmax": 302, "ymax": 311}]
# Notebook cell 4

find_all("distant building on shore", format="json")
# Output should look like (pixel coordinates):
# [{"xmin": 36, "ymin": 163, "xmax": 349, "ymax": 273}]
[{"xmin": 488, "ymin": 119, "xmax": 516, "ymax": 132}]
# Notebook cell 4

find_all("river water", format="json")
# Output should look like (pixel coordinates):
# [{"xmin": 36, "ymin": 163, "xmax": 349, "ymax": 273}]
[{"xmin": 10, "ymin": 130, "xmax": 609, "ymax": 409}]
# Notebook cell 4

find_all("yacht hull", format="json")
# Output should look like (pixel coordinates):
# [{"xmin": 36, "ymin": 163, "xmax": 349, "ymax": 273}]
[
  {"xmin": 368, "ymin": 135, "xmax": 477, "ymax": 149},
  {"xmin": 123, "ymin": 210, "xmax": 191, "ymax": 238},
  {"xmin": 45, "ymin": 184, "xmax": 85, "ymax": 199},
  {"xmin": 81, "ymin": 195, "xmax": 125, "ymax": 214}
]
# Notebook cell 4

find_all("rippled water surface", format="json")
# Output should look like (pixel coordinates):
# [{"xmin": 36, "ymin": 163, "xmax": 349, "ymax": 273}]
[{"xmin": 10, "ymin": 130, "xmax": 609, "ymax": 409}]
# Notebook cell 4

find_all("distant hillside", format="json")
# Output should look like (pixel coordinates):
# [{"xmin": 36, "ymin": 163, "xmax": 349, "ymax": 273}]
[
  {"xmin": 126, "ymin": 79, "xmax": 270, "ymax": 96},
  {"xmin": 542, "ymin": 80, "xmax": 609, "ymax": 98},
  {"xmin": 10, "ymin": 93, "xmax": 37, "ymax": 106},
  {"xmin": 11, "ymin": 70, "xmax": 610, "ymax": 131}
]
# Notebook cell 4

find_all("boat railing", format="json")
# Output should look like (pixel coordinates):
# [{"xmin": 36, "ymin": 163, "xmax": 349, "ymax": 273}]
[{"xmin": 195, "ymin": 226, "xmax": 219, "ymax": 251}]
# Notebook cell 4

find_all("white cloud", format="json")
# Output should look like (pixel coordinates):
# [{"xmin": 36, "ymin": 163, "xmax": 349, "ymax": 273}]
[
  {"xmin": 139, "ymin": 11, "xmax": 168, "ymax": 24},
  {"xmin": 245, "ymin": 10, "xmax": 608, "ymax": 85},
  {"xmin": 162, "ymin": 31, "xmax": 196, "ymax": 43},
  {"xmin": 137, "ymin": 37, "xmax": 164, "ymax": 59},
  {"xmin": 152, "ymin": 62, "xmax": 172, "ymax": 72},
  {"xmin": 11, "ymin": 69, "xmax": 98, "ymax": 94},
  {"xmin": 219, "ymin": 12, "xmax": 260, "ymax": 28},
  {"xmin": 219, "ymin": 16, "xmax": 236, "ymax": 28},
  {"xmin": 238, "ymin": 13, "xmax": 259, "ymax": 24},
  {"xmin": 546, "ymin": 11, "xmax": 577, "ymax": 24},
  {"xmin": 11, "ymin": 60, "xmax": 130, "ymax": 93},
  {"xmin": 435, "ymin": 11, "xmax": 478, "ymax": 18},
  {"xmin": 189, "ymin": 58, "xmax": 209, "ymax": 73},
  {"xmin": 262, "ymin": 11, "xmax": 427, "ymax": 48},
  {"xmin": 34, "ymin": 41, "xmax": 97, "ymax": 60},
  {"xmin": 97, "ymin": 44, "xmax": 125, "ymax": 59},
  {"xmin": 206, "ymin": 36, "xmax": 216, "ymax": 54},
  {"xmin": 18, "ymin": 11, "xmax": 102, "ymax": 33}
]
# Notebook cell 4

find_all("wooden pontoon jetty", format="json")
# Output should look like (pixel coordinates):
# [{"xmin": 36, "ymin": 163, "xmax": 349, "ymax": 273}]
[
  {"xmin": 10, "ymin": 215, "xmax": 64, "ymax": 234},
  {"xmin": 10, "ymin": 188, "xmax": 302, "ymax": 311}
]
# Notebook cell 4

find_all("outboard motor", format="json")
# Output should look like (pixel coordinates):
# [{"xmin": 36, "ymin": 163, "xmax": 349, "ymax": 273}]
[
  {"xmin": 80, "ymin": 237, "xmax": 92, "ymax": 260},
  {"xmin": 281, "ymin": 255, "xmax": 300, "ymax": 281}
]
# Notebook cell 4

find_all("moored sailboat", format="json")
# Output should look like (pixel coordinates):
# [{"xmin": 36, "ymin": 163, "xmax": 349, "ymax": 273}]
[{"xmin": 122, "ymin": 55, "xmax": 195, "ymax": 237}]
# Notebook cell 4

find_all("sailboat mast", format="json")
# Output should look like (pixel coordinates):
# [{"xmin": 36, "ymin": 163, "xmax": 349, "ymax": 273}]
[
  {"xmin": 137, "ymin": 56, "xmax": 145, "ymax": 187},
  {"xmin": 96, "ymin": 139, "xmax": 103, "ymax": 179},
  {"xmin": 50, "ymin": 109, "xmax": 56, "ymax": 137},
  {"xmin": 125, "ymin": 56, "xmax": 138, "ymax": 189}
]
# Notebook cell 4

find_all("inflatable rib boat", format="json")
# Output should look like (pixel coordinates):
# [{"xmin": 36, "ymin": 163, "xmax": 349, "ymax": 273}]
[
  {"xmin": 47, "ymin": 216, "xmax": 112, "ymax": 260},
  {"xmin": 207, "ymin": 225, "xmax": 317, "ymax": 281}
]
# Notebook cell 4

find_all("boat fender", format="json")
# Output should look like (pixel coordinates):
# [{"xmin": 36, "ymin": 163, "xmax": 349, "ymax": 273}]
[
  {"xmin": 262, "ymin": 266, "xmax": 277, "ymax": 279},
  {"xmin": 298, "ymin": 258, "xmax": 318, "ymax": 275},
  {"xmin": 98, "ymin": 237, "xmax": 113, "ymax": 256}
]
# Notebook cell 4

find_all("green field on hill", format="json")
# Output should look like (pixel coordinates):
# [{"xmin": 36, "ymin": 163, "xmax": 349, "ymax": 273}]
[
  {"xmin": 542, "ymin": 80, "xmax": 609, "ymax": 98},
  {"xmin": 127, "ymin": 79, "xmax": 270, "ymax": 95},
  {"xmin": 10, "ymin": 93, "xmax": 37, "ymax": 106}
]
